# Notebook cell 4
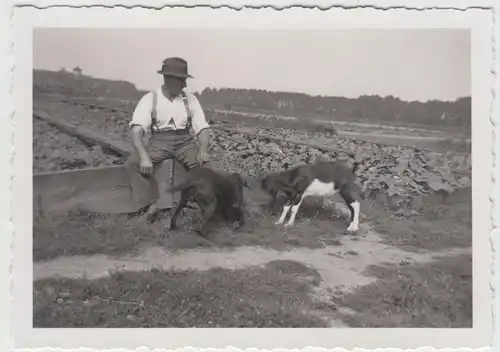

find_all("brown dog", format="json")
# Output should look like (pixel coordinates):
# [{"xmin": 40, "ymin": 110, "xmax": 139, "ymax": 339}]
[{"xmin": 166, "ymin": 166, "xmax": 249, "ymax": 238}]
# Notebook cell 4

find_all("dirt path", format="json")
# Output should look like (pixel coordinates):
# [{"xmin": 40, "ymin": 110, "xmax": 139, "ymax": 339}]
[
  {"xmin": 33, "ymin": 223, "xmax": 471, "ymax": 328},
  {"xmin": 34, "ymin": 225, "xmax": 470, "ymax": 290}
]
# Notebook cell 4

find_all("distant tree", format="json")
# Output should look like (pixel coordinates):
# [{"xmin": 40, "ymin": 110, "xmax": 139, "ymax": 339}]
[{"xmin": 197, "ymin": 87, "xmax": 471, "ymax": 128}]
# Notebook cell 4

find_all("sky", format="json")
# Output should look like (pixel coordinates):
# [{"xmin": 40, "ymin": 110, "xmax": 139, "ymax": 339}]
[{"xmin": 33, "ymin": 28, "xmax": 470, "ymax": 102}]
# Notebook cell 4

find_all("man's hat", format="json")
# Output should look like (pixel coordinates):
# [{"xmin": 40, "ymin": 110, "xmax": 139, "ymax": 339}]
[{"xmin": 157, "ymin": 57, "xmax": 193, "ymax": 78}]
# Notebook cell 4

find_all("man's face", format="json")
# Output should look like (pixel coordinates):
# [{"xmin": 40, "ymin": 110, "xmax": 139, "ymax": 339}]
[{"xmin": 163, "ymin": 75, "xmax": 187, "ymax": 97}]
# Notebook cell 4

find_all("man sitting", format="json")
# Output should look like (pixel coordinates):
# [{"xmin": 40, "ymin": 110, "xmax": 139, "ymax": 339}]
[{"xmin": 125, "ymin": 57, "xmax": 211, "ymax": 222}]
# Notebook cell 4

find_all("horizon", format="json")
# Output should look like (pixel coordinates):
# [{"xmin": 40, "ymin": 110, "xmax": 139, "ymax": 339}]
[
  {"xmin": 33, "ymin": 28, "xmax": 471, "ymax": 103},
  {"xmin": 34, "ymin": 68, "xmax": 470, "ymax": 104}
]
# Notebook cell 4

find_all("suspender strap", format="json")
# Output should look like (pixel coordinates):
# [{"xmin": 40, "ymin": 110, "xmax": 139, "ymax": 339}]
[
  {"xmin": 150, "ymin": 90, "xmax": 160, "ymax": 133},
  {"xmin": 180, "ymin": 90, "xmax": 193, "ymax": 131},
  {"xmin": 150, "ymin": 89, "xmax": 192, "ymax": 133}
]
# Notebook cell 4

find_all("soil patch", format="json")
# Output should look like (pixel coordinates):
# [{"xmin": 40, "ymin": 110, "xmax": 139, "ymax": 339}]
[{"xmin": 34, "ymin": 226, "xmax": 469, "ymax": 283}]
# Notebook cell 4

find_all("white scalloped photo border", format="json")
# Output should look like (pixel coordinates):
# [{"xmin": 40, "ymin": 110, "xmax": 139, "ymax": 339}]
[{"xmin": 1, "ymin": 2, "xmax": 497, "ymax": 352}]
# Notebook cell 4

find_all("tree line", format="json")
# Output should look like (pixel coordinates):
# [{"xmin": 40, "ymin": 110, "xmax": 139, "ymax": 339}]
[
  {"xmin": 33, "ymin": 69, "xmax": 147, "ymax": 101},
  {"xmin": 33, "ymin": 69, "xmax": 471, "ymax": 132},
  {"xmin": 197, "ymin": 87, "xmax": 471, "ymax": 131}
]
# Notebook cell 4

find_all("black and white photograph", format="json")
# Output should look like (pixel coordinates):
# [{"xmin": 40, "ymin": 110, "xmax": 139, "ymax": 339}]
[
  {"xmin": 31, "ymin": 25, "xmax": 474, "ymax": 325},
  {"xmin": 7, "ymin": 5, "xmax": 495, "ymax": 351}
]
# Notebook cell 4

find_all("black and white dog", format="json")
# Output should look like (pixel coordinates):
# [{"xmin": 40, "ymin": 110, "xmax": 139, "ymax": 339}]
[{"xmin": 259, "ymin": 160, "xmax": 361, "ymax": 232}]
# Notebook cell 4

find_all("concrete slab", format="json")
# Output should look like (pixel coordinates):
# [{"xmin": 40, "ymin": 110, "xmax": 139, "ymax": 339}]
[{"xmin": 33, "ymin": 161, "xmax": 245, "ymax": 216}]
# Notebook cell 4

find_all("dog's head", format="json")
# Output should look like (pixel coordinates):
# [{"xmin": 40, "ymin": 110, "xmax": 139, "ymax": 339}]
[
  {"xmin": 258, "ymin": 173, "xmax": 286, "ymax": 209},
  {"xmin": 223, "ymin": 172, "xmax": 274, "ymax": 215},
  {"xmin": 260, "ymin": 177, "xmax": 275, "ymax": 199}
]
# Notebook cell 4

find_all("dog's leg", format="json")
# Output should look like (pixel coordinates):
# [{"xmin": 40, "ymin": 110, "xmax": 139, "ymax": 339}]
[
  {"xmin": 275, "ymin": 200, "xmax": 292, "ymax": 225},
  {"xmin": 339, "ymin": 186, "xmax": 360, "ymax": 233},
  {"xmin": 270, "ymin": 186, "xmax": 294, "ymax": 215},
  {"xmin": 226, "ymin": 206, "xmax": 245, "ymax": 230},
  {"xmin": 274, "ymin": 186, "xmax": 299, "ymax": 225},
  {"xmin": 233, "ymin": 193, "xmax": 246, "ymax": 229},
  {"xmin": 169, "ymin": 192, "xmax": 188, "ymax": 230},
  {"xmin": 346, "ymin": 201, "xmax": 360, "ymax": 232},
  {"xmin": 266, "ymin": 189, "xmax": 280, "ymax": 214},
  {"xmin": 283, "ymin": 177, "xmax": 310, "ymax": 228},
  {"xmin": 284, "ymin": 193, "xmax": 305, "ymax": 228},
  {"xmin": 195, "ymin": 198, "xmax": 217, "ymax": 238},
  {"xmin": 234, "ymin": 207, "xmax": 245, "ymax": 229}
]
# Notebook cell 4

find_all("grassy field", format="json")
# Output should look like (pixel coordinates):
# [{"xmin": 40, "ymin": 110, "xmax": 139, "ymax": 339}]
[
  {"xmin": 32, "ymin": 94, "xmax": 473, "ymax": 328},
  {"xmin": 33, "ymin": 198, "xmax": 359, "ymax": 262},
  {"xmin": 33, "ymin": 186, "xmax": 472, "ymax": 261},
  {"xmin": 366, "ymin": 187, "xmax": 472, "ymax": 252},
  {"xmin": 33, "ymin": 186, "xmax": 472, "ymax": 328},
  {"xmin": 34, "ymin": 261, "xmax": 329, "ymax": 328},
  {"xmin": 335, "ymin": 253, "xmax": 472, "ymax": 327},
  {"xmin": 34, "ymin": 252, "xmax": 472, "ymax": 328}
]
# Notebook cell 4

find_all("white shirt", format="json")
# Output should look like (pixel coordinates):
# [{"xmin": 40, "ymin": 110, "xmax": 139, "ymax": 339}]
[{"xmin": 129, "ymin": 87, "xmax": 210, "ymax": 135}]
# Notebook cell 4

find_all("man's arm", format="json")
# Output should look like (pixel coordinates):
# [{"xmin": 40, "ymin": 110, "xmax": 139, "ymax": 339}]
[
  {"xmin": 129, "ymin": 92, "xmax": 154, "ymax": 153},
  {"xmin": 197, "ymin": 128, "xmax": 210, "ymax": 152},
  {"xmin": 129, "ymin": 93, "xmax": 154, "ymax": 174},
  {"xmin": 189, "ymin": 94, "xmax": 211, "ymax": 163},
  {"xmin": 131, "ymin": 126, "xmax": 151, "ymax": 162},
  {"xmin": 189, "ymin": 94, "xmax": 210, "ymax": 135}
]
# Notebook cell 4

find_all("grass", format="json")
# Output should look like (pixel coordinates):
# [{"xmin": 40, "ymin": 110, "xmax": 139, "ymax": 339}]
[
  {"xmin": 34, "ymin": 208, "xmax": 155, "ymax": 261},
  {"xmin": 363, "ymin": 187, "xmax": 472, "ymax": 252},
  {"xmin": 32, "ymin": 93, "xmax": 473, "ymax": 328},
  {"xmin": 327, "ymin": 188, "xmax": 472, "ymax": 328},
  {"xmin": 34, "ymin": 186, "xmax": 472, "ymax": 262},
  {"xmin": 32, "ymin": 245, "xmax": 473, "ymax": 328},
  {"xmin": 334, "ymin": 253, "xmax": 472, "ymax": 327},
  {"xmin": 33, "ymin": 173, "xmax": 472, "ymax": 329},
  {"xmin": 33, "ymin": 199, "xmax": 352, "ymax": 262},
  {"xmin": 32, "ymin": 184, "xmax": 473, "ymax": 330},
  {"xmin": 33, "ymin": 260, "xmax": 329, "ymax": 328}
]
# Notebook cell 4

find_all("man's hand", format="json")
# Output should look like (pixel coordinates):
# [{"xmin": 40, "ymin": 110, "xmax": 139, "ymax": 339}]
[
  {"xmin": 131, "ymin": 126, "xmax": 153, "ymax": 176},
  {"xmin": 139, "ymin": 155, "xmax": 153, "ymax": 176},
  {"xmin": 197, "ymin": 129, "xmax": 210, "ymax": 165},
  {"xmin": 197, "ymin": 146, "xmax": 208, "ymax": 165}
]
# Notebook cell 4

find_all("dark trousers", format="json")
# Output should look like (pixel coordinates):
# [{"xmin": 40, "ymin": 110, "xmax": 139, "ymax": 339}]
[{"xmin": 125, "ymin": 130, "xmax": 200, "ymax": 210}]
